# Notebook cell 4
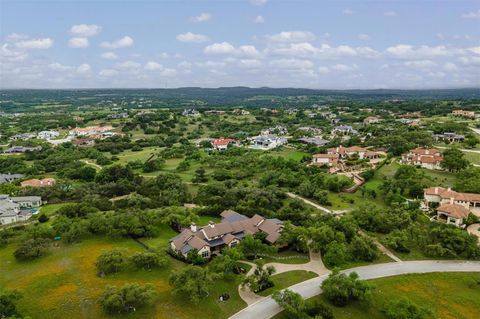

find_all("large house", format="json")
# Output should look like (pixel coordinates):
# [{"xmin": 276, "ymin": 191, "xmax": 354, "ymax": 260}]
[
  {"xmin": 37, "ymin": 131, "xmax": 60, "ymax": 140},
  {"xmin": 363, "ymin": 116, "xmax": 382, "ymax": 125},
  {"xmin": 452, "ymin": 109, "xmax": 475, "ymax": 119},
  {"xmin": 400, "ymin": 148, "xmax": 443, "ymax": 170},
  {"xmin": 69, "ymin": 125, "xmax": 114, "ymax": 137},
  {"xmin": 182, "ymin": 109, "xmax": 200, "ymax": 117},
  {"xmin": 433, "ymin": 132, "xmax": 465, "ymax": 143},
  {"xmin": 249, "ymin": 135, "xmax": 287, "ymax": 150},
  {"xmin": 3, "ymin": 146, "xmax": 41, "ymax": 154},
  {"xmin": 9, "ymin": 133, "xmax": 36, "ymax": 141},
  {"xmin": 212, "ymin": 138, "xmax": 239, "ymax": 151},
  {"xmin": 261, "ymin": 125, "xmax": 288, "ymax": 136},
  {"xmin": 331, "ymin": 125, "xmax": 358, "ymax": 136},
  {"xmin": 424, "ymin": 187, "xmax": 480, "ymax": 226},
  {"xmin": 0, "ymin": 195, "xmax": 42, "ymax": 225},
  {"xmin": 170, "ymin": 210, "xmax": 283, "ymax": 259},
  {"xmin": 298, "ymin": 137, "xmax": 330, "ymax": 147},
  {"xmin": 311, "ymin": 154, "xmax": 339, "ymax": 168},
  {"xmin": 0, "ymin": 174, "xmax": 24, "ymax": 184},
  {"xmin": 327, "ymin": 146, "xmax": 381, "ymax": 160}
]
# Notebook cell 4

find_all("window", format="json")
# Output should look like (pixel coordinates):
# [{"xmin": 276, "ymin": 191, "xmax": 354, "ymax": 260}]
[{"xmin": 201, "ymin": 250, "xmax": 209, "ymax": 258}]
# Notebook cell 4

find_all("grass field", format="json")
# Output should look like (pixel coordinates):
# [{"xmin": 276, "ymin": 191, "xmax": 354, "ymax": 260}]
[
  {"xmin": 274, "ymin": 272, "xmax": 480, "ymax": 319},
  {"xmin": 464, "ymin": 151, "xmax": 480, "ymax": 165},
  {"xmin": 37, "ymin": 203, "xmax": 73, "ymax": 217},
  {"xmin": 257, "ymin": 270, "xmax": 318, "ymax": 297},
  {"xmin": 0, "ymin": 232, "xmax": 246, "ymax": 319}
]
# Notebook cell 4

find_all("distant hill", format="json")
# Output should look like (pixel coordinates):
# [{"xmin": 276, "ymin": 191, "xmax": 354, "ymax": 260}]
[{"xmin": 1, "ymin": 87, "xmax": 479, "ymax": 112}]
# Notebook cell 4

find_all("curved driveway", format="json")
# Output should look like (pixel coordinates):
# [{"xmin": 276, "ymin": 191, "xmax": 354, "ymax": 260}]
[{"xmin": 229, "ymin": 260, "xmax": 480, "ymax": 319}]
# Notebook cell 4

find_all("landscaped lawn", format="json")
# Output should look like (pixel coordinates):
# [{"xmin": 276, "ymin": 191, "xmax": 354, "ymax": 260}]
[
  {"xmin": 0, "ymin": 233, "xmax": 246, "ymax": 319},
  {"xmin": 254, "ymin": 249, "xmax": 310, "ymax": 265},
  {"xmin": 269, "ymin": 148, "xmax": 309, "ymax": 162},
  {"xmin": 464, "ymin": 151, "xmax": 480, "ymax": 165},
  {"xmin": 257, "ymin": 270, "xmax": 318, "ymax": 296},
  {"xmin": 37, "ymin": 202, "xmax": 73, "ymax": 217},
  {"xmin": 274, "ymin": 272, "xmax": 480, "ymax": 319}
]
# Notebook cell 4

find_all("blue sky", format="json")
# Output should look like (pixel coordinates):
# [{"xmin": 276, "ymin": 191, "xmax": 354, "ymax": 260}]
[{"xmin": 1, "ymin": 0, "xmax": 479, "ymax": 89}]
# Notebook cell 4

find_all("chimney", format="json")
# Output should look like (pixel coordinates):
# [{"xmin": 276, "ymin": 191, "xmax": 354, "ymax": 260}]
[
  {"xmin": 190, "ymin": 223, "xmax": 197, "ymax": 232},
  {"xmin": 447, "ymin": 187, "xmax": 451, "ymax": 192},
  {"xmin": 450, "ymin": 197, "xmax": 454, "ymax": 204},
  {"xmin": 435, "ymin": 187, "xmax": 438, "ymax": 194},
  {"xmin": 208, "ymin": 221, "xmax": 215, "ymax": 228}
]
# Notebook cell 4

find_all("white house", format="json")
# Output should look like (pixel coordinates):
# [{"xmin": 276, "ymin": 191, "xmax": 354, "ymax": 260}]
[
  {"xmin": 37, "ymin": 130, "xmax": 60, "ymax": 140},
  {"xmin": 249, "ymin": 135, "xmax": 287, "ymax": 150},
  {"xmin": 0, "ymin": 195, "xmax": 41, "ymax": 225}
]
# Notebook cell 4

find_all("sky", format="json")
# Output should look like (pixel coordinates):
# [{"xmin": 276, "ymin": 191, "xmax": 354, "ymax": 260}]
[{"xmin": 1, "ymin": 0, "xmax": 479, "ymax": 89}]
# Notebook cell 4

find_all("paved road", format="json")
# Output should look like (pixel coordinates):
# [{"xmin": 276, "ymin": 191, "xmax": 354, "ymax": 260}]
[
  {"xmin": 286, "ymin": 192, "xmax": 350, "ymax": 215},
  {"xmin": 229, "ymin": 260, "xmax": 480, "ymax": 319}
]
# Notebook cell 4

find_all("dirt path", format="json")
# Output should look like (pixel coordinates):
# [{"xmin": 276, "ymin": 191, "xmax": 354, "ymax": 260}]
[
  {"xmin": 286, "ymin": 192, "xmax": 350, "ymax": 215},
  {"xmin": 359, "ymin": 230, "xmax": 402, "ymax": 262},
  {"xmin": 80, "ymin": 159, "xmax": 102, "ymax": 170}
]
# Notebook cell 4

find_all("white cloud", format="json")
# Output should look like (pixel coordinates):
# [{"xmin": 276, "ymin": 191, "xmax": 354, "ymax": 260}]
[
  {"xmin": 178, "ymin": 61, "xmax": 192, "ymax": 68},
  {"xmin": 343, "ymin": 8, "xmax": 354, "ymax": 15},
  {"xmin": 358, "ymin": 33, "xmax": 371, "ymax": 41},
  {"xmin": 253, "ymin": 15, "xmax": 265, "ymax": 24},
  {"xmin": 15, "ymin": 38, "xmax": 53, "ymax": 49},
  {"xmin": 443, "ymin": 62, "xmax": 458, "ymax": 72},
  {"xmin": 6, "ymin": 33, "xmax": 28, "ymax": 42},
  {"xmin": 238, "ymin": 59, "xmax": 262, "ymax": 68},
  {"xmin": 270, "ymin": 58, "xmax": 314, "ymax": 69},
  {"xmin": 266, "ymin": 31, "xmax": 316, "ymax": 43},
  {"xmin": 144, "ymin": 61, "xmax": 163, "ymax": 71},
  {"xmin": 0, "ymin": 44, "xmax": 28, "ymax": 62},
  {"xmin": 204, "ymin": 42, "xmax": 260, "ymax": 58},
  {"xmin": 48, "ymin": 63, "xmax": 72, "ymax": 71},
  {"xmin": 117, "ymin": 60, "xmax": 141, "ymax": 69},
  {"xmin": 461, "ymin": 9, "xmax": 480, "ymax": 19},
  {"xmin": 251, "ymin": 0, "xmax": 268, "ymax": 6},
  {"xmin": 318, "ymin": 66, "xmax": 329, "ymax": 74},
  {"xmin": 191, "ymin": 13, "xmax": 211, "ymax": 23},
  {"xmin": 384, "ymin": 11, "xmax": 397, "ymax": 17},
  {"xmin": 331, "ymin": 64, "xmax": 356, "ymax": 72},
  {"xmin": 101, "ymin": 52, "xmax": 118, "ymax": 59},
  {"xmin": 404, "ymin": 60, "xmax": 436, "ymax": 69},
  {"xmin": 68, "ymin": 37, "xmax": 89, "ymax": 48},
  {"xmin": 386, "ymin": 44, "xmax": 454, "ymax": 59},
  {"xmin": 77, "ymin": 64, "xmax": 91, "ymax": 74},
  {"xmin": 99, "ymin": 69, "xmax": 119, "ymax": 77},
  {"xmin": 268, "ymin": 42, "xmax": 378, "ymax": 59},
  {"xmin": 70, "ymin": 24, "xmax": 102, "ymax": 37},
  {"xmin": 176, "ymin": 32, "xmax": 209, "ymax": 43},
  {"xmin": 100, "ymin": 36, "xmax": 134, "ymax": 49}
]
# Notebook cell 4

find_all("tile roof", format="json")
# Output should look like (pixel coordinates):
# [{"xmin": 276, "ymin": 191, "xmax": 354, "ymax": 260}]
[{"xmin": 437, "ymin": 203, "xmax": 470, "ymax": 219}]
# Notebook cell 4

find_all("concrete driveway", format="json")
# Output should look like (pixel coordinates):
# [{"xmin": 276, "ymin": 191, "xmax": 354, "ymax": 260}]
[{"xmin": 229, "ymin": 260, "xmax": 480, "ymax": 319}]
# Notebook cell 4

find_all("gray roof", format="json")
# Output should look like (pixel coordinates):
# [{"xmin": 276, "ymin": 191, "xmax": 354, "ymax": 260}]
[
  {"xmin": 0, "ymin": 174, "xmax": 24, "ymax": 184},
  {"xmin": 298, "ymin": 137, "xmax": 330, "ymax": 146},
  {"xmin": 11, "ymin": 196, "xmax": 41, "ymax": 202}
]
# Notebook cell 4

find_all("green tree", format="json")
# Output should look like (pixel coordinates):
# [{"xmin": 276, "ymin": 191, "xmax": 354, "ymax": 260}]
[
  {"xmin": 169, "ymin": 265, "xmax": 215, "ymax": 304},
  {"xmin": 192, "ymin": 167, "xmax": 208, "ymax": 183},
  {"xmin": 0, "ymin": 288, "xmax": 23, "ymax": 318},
  {"xmin": 441, "ymin": 148, "xmax": 469, "ymax": 172},
  {"xmin": 321, "ymin": 270, "xmax": 372, "ymax": 307},
  {"xmin": 208, "ymin": 248, "xmax": 244, "ymax": 276},
  {"xmin": 14, "ymin": 238, "xmax": 51, "ymax": 261},
  {"xmin": 323, "ymin": 241, "xmax": 348, "ymax": 267},
  {"xmin": 384, "ymin": 297, "xmax": 433, "ymax": 319},
  {"xmin": 95, "ymin": 249, "xmax": 128, "ymax": 274},
  {"xmin": 237, "ymin": 235, "xmax": 276, "ymax": 259},
  {"xmin": 130, "ymin": 252, "xmax": 168, "ymax": 270},
  {"xmin": 242, "ymin": 265, "xmax": 276, "ymax": 293},
  {"xmin": 272, "ymin": 289, "xmax": 307, "ymax": 319},
  {"xmin": 99, "ymin": 283, "xmax": 156, "ymax": 314},
  {"xmin": 349, "ymin": 236, "xmax": 379, "ymax": 262}
]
